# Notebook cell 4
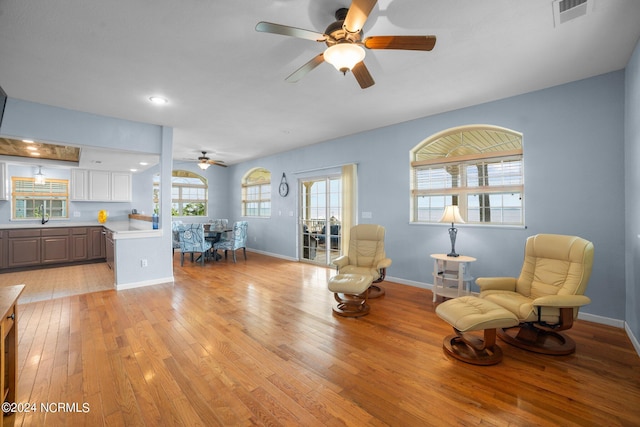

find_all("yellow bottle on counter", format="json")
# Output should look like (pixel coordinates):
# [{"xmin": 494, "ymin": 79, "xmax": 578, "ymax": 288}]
[{"xmin": 98, "ymin": 210, "xmax": 108, "ymax": 224}]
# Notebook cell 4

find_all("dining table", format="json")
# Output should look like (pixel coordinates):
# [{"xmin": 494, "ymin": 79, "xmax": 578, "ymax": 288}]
[{"xmin": 204, "ymin": 225, "xmax": 232, "ymax": 261}]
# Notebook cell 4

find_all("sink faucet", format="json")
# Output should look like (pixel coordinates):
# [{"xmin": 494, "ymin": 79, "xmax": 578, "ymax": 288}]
[{"xmin": 40, "ymin": 203, "xmax": 49, "ymax": 225}]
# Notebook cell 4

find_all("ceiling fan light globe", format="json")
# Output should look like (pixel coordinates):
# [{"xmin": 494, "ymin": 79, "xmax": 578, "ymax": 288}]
[
  {"xmin": 197, "ymin": 162, "xmax": 210, "ymax": 170},
  {"xmin": 324, "ymin": 43, "xmax": 365, "ymax": 73},
  {"xmin": 34, "ymin": 166, "xmax": 46, "ymax": 184}
]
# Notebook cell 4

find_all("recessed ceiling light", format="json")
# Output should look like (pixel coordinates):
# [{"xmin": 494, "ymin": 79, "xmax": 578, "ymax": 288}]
[
  {"xmin": 130, "ymin": 168, "xmax": 138, "ymax": 172},
  {"xmin": 26, "ymin": 146, "xmax": 37, "ymax": 151},
  {"xmin": 22, "ymin": 139, "xmax": 34, "ymax": 143},
  {"xmin": 31, "ymin": 152, "xmax": 41, "ymax": 156},
  {"xmin": 139, "ymin": 162, "xmax": 148, "ymax": 166},
  {"xmin": 149, "ymin": 96, "xmax": 168, "ymax": 105}
]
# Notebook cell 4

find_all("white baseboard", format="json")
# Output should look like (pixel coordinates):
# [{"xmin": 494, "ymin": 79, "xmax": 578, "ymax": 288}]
[
  {"xmin": 116, "ymin": 276, "xmax": 174, "ymax": 291},
  {"xmin": 625, "ymin": 323, "xmax": 640, "ymax": 356},
  {"xmin": 246, "ymin": 248, "xmax": 298, "ymax": 261},
  {"xmin": 577, "ymin": 311, "xmax": 625, "ymax": 328},
  {"xmin": 386, "ymin": 275, "xmax": 431, "ymax": 290}
]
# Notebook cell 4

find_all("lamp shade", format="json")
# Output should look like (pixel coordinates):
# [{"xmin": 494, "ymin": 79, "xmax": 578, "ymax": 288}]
[
  {"xmin": 324, "ymin": 43, "xmax": 366, "ymax": 73},
  {"xmin": 439, "ymin": 205, "xmax": 465, "ymax": 225},
  {"xmin": 197, "ymin": 162, "xmax": 210, "ymax": 170}
]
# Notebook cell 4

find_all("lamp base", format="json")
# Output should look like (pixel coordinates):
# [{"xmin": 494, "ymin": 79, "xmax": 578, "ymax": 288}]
[{"xmin": 447, "ymin": 226, "xmax": 459, "ymax": 258}]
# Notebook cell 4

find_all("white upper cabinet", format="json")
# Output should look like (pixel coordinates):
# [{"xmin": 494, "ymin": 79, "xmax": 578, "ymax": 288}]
[
  {"xmin": 110, "ymin": 172, "xmax": 131, "ymax": 202},
  {"xmin": 70, "ymin": 169, "xmax": 88, "ymax": 200},
  {"xmin": 71, "ymin": 169, "xmax": 131, "ymax": 202},
  {"xmin": 88, "ymin": 170, "xmax": 111, "ymax": 201},
  {"xmin": 0, "ymin": 163, "xmax": 7, "ymax": 200}
]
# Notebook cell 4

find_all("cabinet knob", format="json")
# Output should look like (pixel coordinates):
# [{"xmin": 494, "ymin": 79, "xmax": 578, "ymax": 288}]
[{"xmin": 7, "ymin": 313, "xmax": 15, "ymax": 320}]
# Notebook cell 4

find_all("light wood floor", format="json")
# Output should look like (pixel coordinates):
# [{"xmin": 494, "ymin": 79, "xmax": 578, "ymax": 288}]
[
  {"xmin": 5, "ymin": 253, "xmax": 640, "ymax": 426},
  {"xmin": 0, "ymin": 262, "xmax": 114, "ymax": 303}
]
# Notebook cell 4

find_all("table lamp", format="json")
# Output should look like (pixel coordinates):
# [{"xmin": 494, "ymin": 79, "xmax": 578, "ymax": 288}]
[{"xmin": 439, "ymin": 205, "xmax": 465, "ymax": 257}]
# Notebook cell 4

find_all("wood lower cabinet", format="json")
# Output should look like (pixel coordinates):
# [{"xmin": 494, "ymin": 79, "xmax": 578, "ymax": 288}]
[
  {"xmin": 41, "ymin": 228, "xmax": 70, "ymax": 264},
  {"xmin": 0, "ymin": 231, "xmax": 5, "ymax": 269},
  {"xmin": 2, "ymin": 226, "xmax": 106, "ymax": 270},
  {"xmin": 71, "ymin": 228, "xmax": 89, "ymax": 261},
  {"xmin": 88, "ymin": 227, "xmax": 106, "ymax": 259},
  {"xmin": 7, "ymin": 229, "xmax": 41, "ymax": 268},
  {"xmin": 1, "ymin": 285, "xmax": 24, "ymax": 427}
]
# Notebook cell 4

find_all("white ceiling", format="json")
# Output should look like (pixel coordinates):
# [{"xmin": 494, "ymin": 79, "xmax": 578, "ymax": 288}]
[{"xmin": 1, "ymin": 0, "xmax": 639, "ymax": 167}]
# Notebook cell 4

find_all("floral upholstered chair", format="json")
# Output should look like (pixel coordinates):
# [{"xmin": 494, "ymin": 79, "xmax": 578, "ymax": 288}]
[
  {"xmin": 172, "ymin": 221, "xmax": 183, "ymax": 254},
  {"xmin": 177, "ymin": 223, "xmax": 212, "ymax": 266},
  {"xmin": 213, "ymin": 221, "xmax": 248, "ymax": 263},
  {"xmin": 208, "ymin": 218, "xmax": 229, "ymax": 230}
]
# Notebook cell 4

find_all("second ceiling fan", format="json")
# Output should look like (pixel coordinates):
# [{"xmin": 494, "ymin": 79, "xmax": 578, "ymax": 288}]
[
  {"xmin": 197, "ymin": 151, "xmax": 227, "ymax": 169},
  {"xmin": 255, "ymin": 0, "xmax": 436, "ymax": 89}
]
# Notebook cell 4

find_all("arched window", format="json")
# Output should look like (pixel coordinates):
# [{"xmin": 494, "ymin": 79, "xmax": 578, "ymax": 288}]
[
  {"xmin": 153, "ymin": 170, "xmax": 208, "ymax": 216},
  {"xmin": 410, "ymin": 125, "xmax": 524, "ymax": 225},
  {"xmin": 242, "ymin": 168, "xmax": 271, "ymax": 217}
]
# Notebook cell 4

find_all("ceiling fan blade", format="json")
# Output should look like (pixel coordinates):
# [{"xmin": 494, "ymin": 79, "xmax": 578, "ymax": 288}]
[
  {"xmin": 210, "ymin": 161, "xmax": 227, "ymax": 168},
  {"xmin": 352, "ymin": 61, "xmax": 375, "ymax": 89},
  {"xmin": 285, "ymin": 53, "xmax": 325, "ymax": 83},
  {"xmin": 255, "ymin": 21, "xmax": 327, "ymax": 42},
  {"xmin": 344, "ymin": 0, "xmax": 377, "ymax": 33},
  {"xmin": 364, "ymin": 35, "xmax": 437, "ymax": 51}
]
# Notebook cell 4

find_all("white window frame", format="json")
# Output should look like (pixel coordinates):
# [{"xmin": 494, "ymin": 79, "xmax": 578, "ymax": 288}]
[
  {"xmin": 153, "ymin": 170, "xmax": 208, "ymax": 217},
  {"xmin": 12, "ymin": 177, "xmax": 69, "ymax": 220},
  {"xmin": 242, "ymin": 168, "xmax": 271, "ymax": 218},
  {"xmin": 410, "ymin": 125, "xmax": 524, "ymax": 226}
]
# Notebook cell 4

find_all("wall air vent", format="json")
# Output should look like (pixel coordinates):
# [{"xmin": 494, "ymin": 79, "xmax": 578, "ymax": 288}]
[{"xmin": 552, "ymin": 0, "xmax": 594, "ymax": 27}]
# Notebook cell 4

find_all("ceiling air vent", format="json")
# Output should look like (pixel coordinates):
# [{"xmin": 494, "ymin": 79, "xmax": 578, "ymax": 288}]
[{"xmin": 552, "ymin": 0, "xmax": 594, "ymax": 27}]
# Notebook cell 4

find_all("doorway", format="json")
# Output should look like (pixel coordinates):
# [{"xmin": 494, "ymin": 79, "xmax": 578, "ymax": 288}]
[{"xmin": 300, "ymin": 176, "xmax": 342, "ymax": 266}]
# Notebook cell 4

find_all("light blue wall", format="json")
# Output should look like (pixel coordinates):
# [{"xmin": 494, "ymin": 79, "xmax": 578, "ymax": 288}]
[
  {"xmin": 1, "ymin": 98, "xmax": 161, "ymax": 152},
  {"xmin": 625, "ymin": 38, "xmax": 640, "ymax": 343},
  {"xmin": 229, "ymin": 71, "xmax": 627, "ymax": 322}
]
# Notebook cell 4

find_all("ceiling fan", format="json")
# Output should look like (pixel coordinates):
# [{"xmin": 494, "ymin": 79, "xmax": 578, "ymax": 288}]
[
  {"xmin": 255, "ymin": 0, "xmax": 436, "ymax": 89},
  {"xmin": 195, "ymin": 151, "xmax": 227, "ymax": 170}
]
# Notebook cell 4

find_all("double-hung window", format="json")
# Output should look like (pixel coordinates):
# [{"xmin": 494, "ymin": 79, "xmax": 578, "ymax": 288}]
[
  {"xmin": 410, "ymin": 125, "xmax": 524, "ymax": 225},
  {"xmin": 242, "ymin": 168, "xmax": 271, "ymax": 217},
  {"xmin": 153, "ymin": 170, "xmax": 208, "ymax": 216},
  {"xmin": 12, "ymin": 177, "xmax": 69, "ymax": 220}
]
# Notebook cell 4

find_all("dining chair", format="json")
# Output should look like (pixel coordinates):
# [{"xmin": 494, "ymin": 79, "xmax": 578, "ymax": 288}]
[
  {"xmin": 206, "ymin": 219, "xmax": 230, "ymax": 260},
  {"xmin": 213, "ymin": 221, "xmax": 248, "ymax": 263},
  {"xmin": 177, "ymin": 223, "xmax": 212, "ymax": 266},
  {"xmin": 171, "ymin": 221, "xmax": 183, "ymax": 254},
  {"xmin": 208, "ymin": 218, "xmax": 229, "ymax": 230}
]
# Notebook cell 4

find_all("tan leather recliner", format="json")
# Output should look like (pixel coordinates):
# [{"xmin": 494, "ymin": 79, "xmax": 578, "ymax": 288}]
[
  {"xmin": 333, "ymin": 224, "xmax": 392, "ymax": 298},
  {"xmin": 476, "ymin": 234, "xmax": 594, "ymax": 355}
]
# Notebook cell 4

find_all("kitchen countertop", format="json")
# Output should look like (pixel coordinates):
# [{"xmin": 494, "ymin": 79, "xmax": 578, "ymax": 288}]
[
  {"xmin": 103, "ymin": 221, "xmax": 163, "ymax": 239},
  {"xmin": 0, "ymin": 221, "xmax": 163, "ymax": 239},
  {"xmin": 0, "ymin": 221, "xmax": 104, "ymax": 229}
]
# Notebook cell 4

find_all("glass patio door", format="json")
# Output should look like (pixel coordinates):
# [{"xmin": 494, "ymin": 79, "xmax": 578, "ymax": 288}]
[{"xmin": 300, "ymin": 175, "xmax": 342, "ymax": 266}]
